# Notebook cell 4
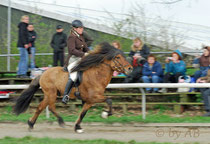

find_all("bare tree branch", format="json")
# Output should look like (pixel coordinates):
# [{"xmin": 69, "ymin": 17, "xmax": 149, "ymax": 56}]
[{"xmin": 151, "ymin": 0, "xmax": 184, "ymax": 4}]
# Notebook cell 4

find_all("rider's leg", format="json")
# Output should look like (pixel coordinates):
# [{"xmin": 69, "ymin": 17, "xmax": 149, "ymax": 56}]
[
  {"xmin": 62, "ymin": 71, "xmax": 78, "ymax": 104},
  {"xmin": 62, "ymin": 59, "xmax": 80, "ymax": 104}
]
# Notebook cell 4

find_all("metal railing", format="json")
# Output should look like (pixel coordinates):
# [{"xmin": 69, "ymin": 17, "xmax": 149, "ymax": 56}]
[{"xmin": 0, "ymin": 83, "xmax": 209, "ymax": 119}]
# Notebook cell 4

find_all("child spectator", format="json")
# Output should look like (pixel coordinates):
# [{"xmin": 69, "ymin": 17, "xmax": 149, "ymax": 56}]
[
  {"xmin": 27, "ymin": 23, "xmax": 37, "ymax": 70},
  {"xmin": 142, "ymin": 55, "xmax": 163, "ymax": 93},
  {"xmin": 124, "ymin": 37, "xmax": 150, "ymax": 83},
  {"xmin": 111, "ymin": 40, "xmax": 122, "ymax": 76}
]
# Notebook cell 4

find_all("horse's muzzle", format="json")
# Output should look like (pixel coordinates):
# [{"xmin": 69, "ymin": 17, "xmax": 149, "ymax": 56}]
[{"xmin": 125, "ymin": 66, "xmax": 133, "ymax": 75}]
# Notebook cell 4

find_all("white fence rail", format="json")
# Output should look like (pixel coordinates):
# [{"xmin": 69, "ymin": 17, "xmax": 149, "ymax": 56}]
[{"xmin": 0, "ymin": 83, "xmax": 209, "ymax": 119}]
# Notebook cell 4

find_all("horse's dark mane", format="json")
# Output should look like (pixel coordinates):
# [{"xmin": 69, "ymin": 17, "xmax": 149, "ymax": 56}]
[{"xmin": 71, "ymin": 42, "xmax": 125, "ymax": 72}]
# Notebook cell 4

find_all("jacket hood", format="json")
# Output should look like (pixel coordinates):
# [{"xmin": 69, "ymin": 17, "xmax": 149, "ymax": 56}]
[
  {"xmin": 18, "ymin": 22, "xmax": 28, "ymax": 28},
  {"xmin": 173, "ymin": 49, "xmax": 183, "ymax": 58}
]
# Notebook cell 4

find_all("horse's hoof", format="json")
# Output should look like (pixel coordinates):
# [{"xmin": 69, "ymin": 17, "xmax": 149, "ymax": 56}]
[
  {"xmin": 28, "ymin": 120, "xmax": 34, "ymax": 129},
  {"xmin": 76, "ymin": 129, "xmax": 84, "ymax": 133},
  {"xmin": 59, "ymin": 123, "xmax": 65, "ymax": 128},
  {"xmin": 28, "ymin": 127, "xmax": 33, "ymax": 132},
  {"xmin": 101, "ymin": 111, "xmax": 108, "ymax": 119},
  {"xmin": 58, "ymin": 117, "xmax": 65, "ymax": 128}
]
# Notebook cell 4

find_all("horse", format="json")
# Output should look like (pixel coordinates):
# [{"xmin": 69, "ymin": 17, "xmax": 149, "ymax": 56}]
[{"xmin": 14, "ymin": 42, "xmax": 133, "ymax": 133}]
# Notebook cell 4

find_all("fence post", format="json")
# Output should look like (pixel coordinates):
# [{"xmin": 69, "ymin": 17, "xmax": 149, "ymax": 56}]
[
  {"xmin": 140, "ymin": 88, "xmax": 146, "ymax": 119},
  {"xmin": 46, "ymin": 106, "xmax": 50, "ymax": 119}
]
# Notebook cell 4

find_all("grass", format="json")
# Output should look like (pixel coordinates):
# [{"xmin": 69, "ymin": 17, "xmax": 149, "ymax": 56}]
[
  {"xmin": 0, "ymin": 136, "xmax": 193, "ymax": 144},
  {"xmin": 1, "ymin": 106, "xmax": 210, "ymax": 124}
]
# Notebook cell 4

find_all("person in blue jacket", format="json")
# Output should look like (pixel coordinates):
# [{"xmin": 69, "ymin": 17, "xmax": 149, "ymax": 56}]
[
  {"xmin": 159, "ymin": 50, "xmax": 186, "ymax": 92},
  {"xmin": 142, "ymin": 55, "xmax": 163, "ymax": 93}
]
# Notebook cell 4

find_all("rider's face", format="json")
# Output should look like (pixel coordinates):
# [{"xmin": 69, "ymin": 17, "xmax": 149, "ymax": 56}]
[{"xmin": 74, "ymin": 27, "xmax": 84, "ymax": 35}]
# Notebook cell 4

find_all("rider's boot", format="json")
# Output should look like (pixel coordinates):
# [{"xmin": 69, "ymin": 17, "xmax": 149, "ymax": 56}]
[{"xmin": 62, "ymin": 78, "xmax": 74, "ymax": 104}]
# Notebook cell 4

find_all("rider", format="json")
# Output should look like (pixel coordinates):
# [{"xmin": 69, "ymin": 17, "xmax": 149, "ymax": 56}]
[{"xmin": 62, "ymin": 20, "xmax": 89, "ymax": 104}]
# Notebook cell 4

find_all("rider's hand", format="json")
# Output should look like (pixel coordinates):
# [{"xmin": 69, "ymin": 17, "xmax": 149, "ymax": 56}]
[{"xmin": 84, "ymin": 53, "xmax": 89, "ymax": 56}]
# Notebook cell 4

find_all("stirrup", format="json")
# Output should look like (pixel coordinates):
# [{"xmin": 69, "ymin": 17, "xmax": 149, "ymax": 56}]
[{"xmin": 62, "ymin": 95, "xmax": 69, "ymax": 104}]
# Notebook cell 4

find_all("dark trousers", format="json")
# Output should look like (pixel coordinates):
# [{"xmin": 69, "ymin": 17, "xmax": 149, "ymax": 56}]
[
  {"xmin": 53, "ymin": 51, "xmax": 64, "ymax": 66},
  {"xmin": 124, "ymin": 66, "xmax": 142, "ymax": 83},
  {"xmin": 200, "ymin": 88, "xmax": 210, "ymax": 111},
  {"xmin": 163, "ymin": 72, "xmax": 182, "ymax": 83}
]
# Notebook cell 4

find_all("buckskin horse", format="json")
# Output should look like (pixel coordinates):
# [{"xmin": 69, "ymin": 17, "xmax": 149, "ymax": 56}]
[{"xmin": 14, "ymin": 42, "xmax": 133, "ymax": 133}]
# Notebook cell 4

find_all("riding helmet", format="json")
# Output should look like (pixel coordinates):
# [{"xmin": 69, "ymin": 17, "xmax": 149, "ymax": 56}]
[{"xmin": 72, "ymin": 20, "xmax": 83, "ymax": 28}]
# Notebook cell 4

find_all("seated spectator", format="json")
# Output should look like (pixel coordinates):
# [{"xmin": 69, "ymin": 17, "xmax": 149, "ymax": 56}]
[
  {"xmin": 197, "ymin": 70, "xmax": 210, "ymax": 116},
  {"xmin": 112, "ymin": 40, "xmax": 121, "ymax": 50},
  {"xmin": 159, "ymin": 50, "xmax": 186, "ymax": 93},
  {"xmin": 124, "ymin": 37, "xmax": 150, "ymax": 83},
  {"xmin": 112, "ymin": 40, "xmax": 122, "ymax": 76},
  {"xmin": 193, "ymin": 47, "xmax": 210, "ymax": 81},
  {"xmin": 142, "ymin": 55, "xmax": 163, "ymax": 93},
  {"xmin": 83, "ymin": 31, "xmax": 94, "ymax": 50}
]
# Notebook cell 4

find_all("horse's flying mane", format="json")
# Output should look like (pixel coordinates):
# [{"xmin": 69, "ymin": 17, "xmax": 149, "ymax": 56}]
[{"xmin": 71, "ymin": 42, "xmax": 125, "ymax": 72}]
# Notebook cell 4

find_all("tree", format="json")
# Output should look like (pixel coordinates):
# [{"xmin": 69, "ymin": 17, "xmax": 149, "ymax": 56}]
[{"xmin": 110, "ymin": 2, "xmax": 185, "ymax": 50}]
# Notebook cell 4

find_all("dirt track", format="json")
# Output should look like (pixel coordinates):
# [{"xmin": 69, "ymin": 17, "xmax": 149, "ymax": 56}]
[{"xmin": 0, "ymin": 122, "xmax": 210, "ymax": 143}]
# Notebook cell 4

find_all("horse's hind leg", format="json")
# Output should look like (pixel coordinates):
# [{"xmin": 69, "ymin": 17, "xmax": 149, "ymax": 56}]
[
  {"xmin": 48, "ymin": 93, "xmax": 65, "ymax": 128},
  {"xmin": 75, "ymin": 103, "xmax": 92, "ymax": 133},
  {"xmin": 28, "ymin": 97, "xmax": 48, "ymax": 129}
]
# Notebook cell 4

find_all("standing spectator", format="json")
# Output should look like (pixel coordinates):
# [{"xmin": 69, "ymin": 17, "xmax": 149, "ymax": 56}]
[
  {"xmin": 27, "ymin": 23, "xmax": 37, "ymax": 70},
  {"xmin": 50, "ymin": 25, "xmax": 67, "ymax": 66},
  {"xmin": 193, "ymin": 47, "xmax": 210, "ymax": 81},
  {"xmin": 142, "ymin": 55, "xmax": 163, "ymax": 93},
  {"xmin": 17, "ymin": 15, "xmax": 29, "ymax": 78},
  {"xmin": 83, "ymin": 31, "xmax": 94, "ymax": 50},
  {"xmin": 159, "ymin": 50, "xmax": 186, "ymax": 93},
  {"xmin": 196, "ymin": 70, "xmax": 210, "ymax": 116},
  {"xmin": 124, "ymin": 37, "xmax": 150, "ymax": 83}
]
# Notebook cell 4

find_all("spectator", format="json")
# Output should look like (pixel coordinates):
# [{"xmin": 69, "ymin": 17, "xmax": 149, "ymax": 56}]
[
  {"xmin": 27, "ymin": 23, "xmax": 37, "ymax": 70},
  {"xmin": 159, "ymin": 50, "xmax": 186, "ymax": 93},
  {"xmin": 124, "ymin": 37, "xmax": 150, "ymax": 83},
  {"xmin": 111, "ymin": 40, "xmax": 122, "ymax": 76},
  {"xmin": 50, "ymin": 25, "xmax": 67, "ymax": 66},
  {"xmin": 197, "ymin": 70, "xmax": 210, "ymax": 116},
  {"xmin": 17, "ymin": 15, "xmax": 29, "ymax": 78},
  {"xmin": 142, "ymin": 55, "xmax": 163, "ymax": 93},
  {"xmin": 83, "ymin": 31, "xmax": 94, "ymax": 50},
  {"xmin": 111, "ymin": 40, "xmax": 121, "ymax": 50},
  {"xmin": 193, "ymin": 47, "xmax": 210, "ymax": 81}
]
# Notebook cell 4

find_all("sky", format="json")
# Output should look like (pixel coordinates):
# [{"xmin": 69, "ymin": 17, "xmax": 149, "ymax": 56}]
[
  {"xmin": 8, "ymin": 0, "xmax": 210, "ymax": 49},
  {"xmin": 48, "ymin": 0, "xmax": 210, "ymax": 27}
]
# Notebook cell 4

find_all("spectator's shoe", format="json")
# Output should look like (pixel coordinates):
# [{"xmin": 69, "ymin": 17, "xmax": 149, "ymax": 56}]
[
  {"xmin": 202, "ymin": 112, "xmax": 210, "ymax": 117},
  {"xmin": 158, "ymin": 88, "xmax": 167, "ymax": 93},
  {"xmin": 153, "ymin": 90, "xmax": 160, "ymax": 93},
  {"xmin": 20, "ymin": 75, "xmax": 29, "ymax": 78},
  {"xmin": 146, "ymin": 89, "xmax": 153, "ymax": 93}
]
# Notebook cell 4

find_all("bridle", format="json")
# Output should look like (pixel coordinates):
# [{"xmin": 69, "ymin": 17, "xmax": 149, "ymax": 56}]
[{"xmin": 103, "ymin": 55, "xmax": 131, "ymax": 73}]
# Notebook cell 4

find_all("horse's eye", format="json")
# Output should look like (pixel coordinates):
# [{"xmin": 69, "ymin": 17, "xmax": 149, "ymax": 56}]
[{"xmin": 116, "ymin": 57, "xmax": 120, "ymax": 59}]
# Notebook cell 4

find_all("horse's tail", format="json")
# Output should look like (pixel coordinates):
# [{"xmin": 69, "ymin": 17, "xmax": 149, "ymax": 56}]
[{"xmin": 14, "ymin": 75, "xmax": 41, "ymax": 115}]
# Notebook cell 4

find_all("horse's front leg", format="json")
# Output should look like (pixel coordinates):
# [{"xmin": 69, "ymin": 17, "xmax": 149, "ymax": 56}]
[
  {"xmin": 101, "ymin": 98, "xmax": 113, "ymax": 119},
  {"xmin": 75, "ymin": 103, "xmax": 92, "ymax": 133}
]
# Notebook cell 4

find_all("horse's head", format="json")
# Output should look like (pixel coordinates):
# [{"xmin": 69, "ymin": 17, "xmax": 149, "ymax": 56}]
[{"xmin": 110, "ymin": 54, "xmax": 133, "ymax": 75}]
